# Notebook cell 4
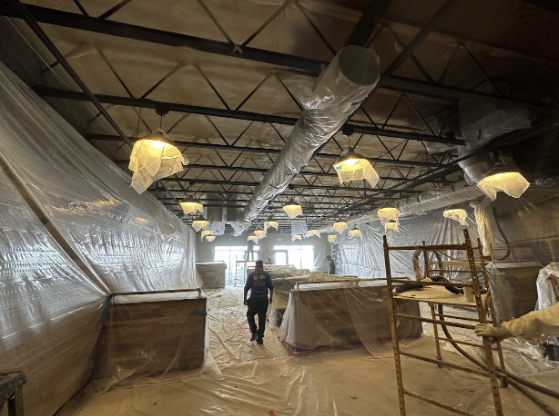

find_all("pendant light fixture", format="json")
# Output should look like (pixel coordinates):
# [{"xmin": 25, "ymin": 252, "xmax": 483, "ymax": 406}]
[
  {"xmin": 283, "ymin": 199, "xmax": 303, "ymax": 219},
  {"xmin": 201, "ymin": 230, "xmax": 212, "ymax": 241},
  {"xmin": 306, "ymin": 229, "xmax": 321, "ymax": 238},
  {"xmin": 205, "ymin": 235, "xmax": 216, "ymax": 242},
  {"xmin": 333, "ymin": 218, "xmax": 348, "ymax": 234},
  {"xmin": 192, "ymin": 215, "xmax": 209, "ymax": 232},
  {"xmin": 443, "ymin": 206, "xmax": 468, "ymax": 226},
  {"xmin": 477, "ymin": 156, "xmax": 530, "ymax": 200},
  {"xmin": 247, "ymin": 235, "xmax": 258, "ymax": 242},
  {"xmin": 378, "ymin": 203, "xmax": 401, "ymax": 225},
  {"xmin": 348, "ymin": 225, "xmax": 362, "ymax": 238},
  {"xmin": 179, "ymin": 196, "xmax": 204, "ymax": 215},
  {"xmin": 333, "ymin": 148, "xmax": 380, "ymax": 188},
  {"xmin": 292, "ymin": 234, "xmax": 303, "ymax": 242},
  {"xmin": 129, "ymin": 106, "xmax": 187, "ymax": 194},
  {"xmin": 264, "ymin": 216, "xmax": 279, "ymax": 232},
  {"xmin": 327, "ymin": 234, "xmax": 337, "ymax": 243},
  {"xmin": 385, "ymin": 219, "xmax": 399, "ymax": 232},
  {"xmin": 254, "ymin": 228, "xmax": 266, "ymax": 239}
]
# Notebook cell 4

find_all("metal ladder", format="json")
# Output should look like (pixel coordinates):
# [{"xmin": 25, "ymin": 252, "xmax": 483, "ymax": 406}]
[{"xmin": 383, "ymin": 228, "xmax": 506, "ymax": 416}]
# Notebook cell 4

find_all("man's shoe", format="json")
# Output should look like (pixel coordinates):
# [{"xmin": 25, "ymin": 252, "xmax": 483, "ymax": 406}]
[
  {"xmin": 250, "ymin": 332, "xmax": 258, "ymax": 342},
  {"xmin": 256, "ymin": 336, "xmax": 263, "ymax": 345}
]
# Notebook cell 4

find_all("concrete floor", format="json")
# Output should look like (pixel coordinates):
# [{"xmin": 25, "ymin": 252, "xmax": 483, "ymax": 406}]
[{"xmin": 57, "ymin": 288, "xmax": 553, "ymax": 416}]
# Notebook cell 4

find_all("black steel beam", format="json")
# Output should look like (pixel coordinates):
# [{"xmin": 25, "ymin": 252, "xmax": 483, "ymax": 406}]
[
  {"xmin": 116, "ymin": 161, "xmax": 453, "ymax": 183},
  {"xmin": 91, "ymin": 133, "xmax": 443, "ymax": 168},
  {"xmin": 2, "ymin": 4, "xmax": 552, "ymax": 109},
  {"xmin": 157, "ymin": 197, "xmax": 379, "ymax": 206},
  {"xmin": 155, "ymin": 189, "xmax": 384, "ymax": 199},
  {"xmin": 161, "ymin": 178, "xmax": 422, "ymax": 193},
  {"xmin": 37, "ymin": 85, "xmax": 463, "ymax": 145},
  {"xmin": 345, "ymin": 0, "xmax": 393, "ymax": 46}
]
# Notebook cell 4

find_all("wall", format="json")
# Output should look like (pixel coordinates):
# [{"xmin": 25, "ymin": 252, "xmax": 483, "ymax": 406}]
[
  {"xmin": 197, "ymin": 230, "xmax": 330, "ymax": 270},
  {"xmin": 0, "ymin": 63, "xmax": 198, "ymax": 416}
]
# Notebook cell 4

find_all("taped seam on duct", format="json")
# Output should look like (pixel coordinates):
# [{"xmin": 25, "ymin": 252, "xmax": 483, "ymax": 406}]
[{"xmin": 238, "ymin": 46, "xmax": 380, "ymax": 234}]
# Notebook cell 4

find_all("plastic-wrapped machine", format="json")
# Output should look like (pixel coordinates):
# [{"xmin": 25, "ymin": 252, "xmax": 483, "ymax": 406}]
[
  {"xmin": 93, "ymin": 290, "xmax": 206, "ymax": 388},
  {"xmin": 278, "ymin": 280, "xmax": 422, "ymax": 353},
  {"xmin": 196, "ymin": 262, "xmax": 227, "ymax": 289},
  {"xmin": 535, "ymin": 263, "xmax": 559, "ymax": 345},
  {"xmin": 264, "ymin": 264, "xmax": 296, "ymax": 278},
  {"xmin": 486, "ymin": 261, "xmax": 542, "ymax": 324}
]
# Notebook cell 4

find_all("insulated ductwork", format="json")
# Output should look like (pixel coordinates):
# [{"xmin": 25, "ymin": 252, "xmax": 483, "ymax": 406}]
[{"xmin": 235, "ymin": 46, "xmax": 381, "ymax": 235}]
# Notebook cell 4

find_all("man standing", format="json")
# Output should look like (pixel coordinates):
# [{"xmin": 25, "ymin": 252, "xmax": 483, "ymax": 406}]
[
  {"xmin": 327, "ymin": 255, "xmax": 336, "ymax": 274},
  {"xmin": 244, "ymin": 260, "xmax": 273, "ymax": 344}
]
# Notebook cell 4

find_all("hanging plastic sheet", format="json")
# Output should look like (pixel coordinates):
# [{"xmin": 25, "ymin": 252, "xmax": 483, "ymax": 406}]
[
  {"xmin": 0, "ymin": 63, "xmax": 199, "ymax": 294},
  {"xmin": 535, "ymin": 263, "xmax": 559, "ymax": 345},
  {"xmin": 0, "ymin": 165, "xmax": 105, "ymax": 416},
  {"xmin": 336, "ymin": 207, "xmax": 481, "ymax": 279},
  {"xmin": 291, "ymin": 219, "xmax": 308, "ymax": 236},
  {"xmin": 0, "ymin": 62, "xmax": 201, "ymax": 416}
]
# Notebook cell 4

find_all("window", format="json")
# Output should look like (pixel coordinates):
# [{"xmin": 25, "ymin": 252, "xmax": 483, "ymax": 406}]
[
  {"xmin": 214, "ymin": 246, "xmax": 260, "ymax": 285},
  {"xmin": 273, "ymin": 245, "xmax": 314, "ymax": 270}
]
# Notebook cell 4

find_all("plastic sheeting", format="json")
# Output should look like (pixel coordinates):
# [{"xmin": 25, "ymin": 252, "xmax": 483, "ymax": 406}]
[
  {"xmin": 291, "ymin": 219, "xmax": 308, "ymax": 236},
  {"xmin": 240, "ymin": 46, "xmax": 380, "ymax": 230},
  {"xmin": 535, "ymin": 263, "xmax": 559, "ymax": 344},
  {"xmin": 478, "ymin": 171, "xmax": 531, "ymax": 200},
  {"xmin": 278, "ymin": 280, "xmax": 422, "ymax": 355},
  {"xmin": 57, "ymin": 287, "xmax": 551, "ymax": 416},
  {"xmin": 0, "ymin": 62, "xmax": 199, "ymax": 416},
  {"xmin": 128, "ymin": 132, "xmax": 186, "ymax": 194},
  {"xmin": 196, "ymin": 262, "xmax": 227, "ymax": 289},
  {"xmin": 334, "ymin": 157, "xmax": 379, "ymax": 188}
]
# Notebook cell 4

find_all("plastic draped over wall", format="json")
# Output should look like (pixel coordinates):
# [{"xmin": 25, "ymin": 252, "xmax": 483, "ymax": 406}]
[
  {"xmin": 335, "ymin": 207, "xmax": 481, "ymax": 279},
  {"xmin": 0, "ymin": 62, "xmax": 200, "ymax": 416},
  {"xmin": 239, "ymin": 46, "xmax": 380, "ymax": 232}
]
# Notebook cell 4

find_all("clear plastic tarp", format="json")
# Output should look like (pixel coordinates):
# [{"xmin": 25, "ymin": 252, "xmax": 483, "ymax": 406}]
[
  {"xmin": 0, "ymin": 62, "xmax": 200, "ymax": 416},
  {"xmin": 535, "ymin": 263, "xmax": 559, "ymax": 345},
  {"xmin": 291, "ymin": 219, "xmax": 308, "ymax": 236}
]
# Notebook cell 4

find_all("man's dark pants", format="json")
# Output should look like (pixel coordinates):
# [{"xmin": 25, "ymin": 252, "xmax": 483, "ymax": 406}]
[{"xmin": 247, "ymin": 296, "xmax": 268, "ymax": 337}]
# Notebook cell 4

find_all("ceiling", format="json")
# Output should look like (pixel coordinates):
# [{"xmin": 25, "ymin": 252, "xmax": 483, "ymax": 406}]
[{"xmin": 1, "ymin": 0, "xmax": 558, "ymax": 232}]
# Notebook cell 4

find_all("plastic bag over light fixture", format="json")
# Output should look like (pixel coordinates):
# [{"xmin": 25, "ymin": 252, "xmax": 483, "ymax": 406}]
[
  {"xmin": 333, "ymin": 148, "xmax": 380, "ymax": 188},
  {"xmin": 443, "ymin": 206, "xmax": 468, "ymax": 226},
  {"xmin": 333, "ymin": 218, "xmax": 348, "ymax": 234},
  {"xmin": 385, "ymin": 219, "xmax": 399, "ymax": 232},
  {"xmin": 328, "ymin": 234, "xmax": 337, "ymax": 243},
  {"xmin": 292, "ymin": 234, "xmax": 303, "ymax": 242},
  {"xmin": 192, "ymin": 215, "xmax": 209, "ymax": 232},
  {"xmin": 348, "ymin": 225, "xmax": 362, "ymax": 238},
  {"xmin": 129, "ymin": 130, "xmax": 186, "ymax": 194},
  {"xmin": 254, "ymin": 228, "xmax": 266, "ymax": 239},
  {"xmin": 201, "ymin": 230, "xmax": 212, "ymax": 241},
  {"xmin": 264, "ymin": 216, "xmax": 279, "ymax": 232},
  {"xmin": 378, "ymin": 203, "xmax": 401, "ymax": 225},
  {"xmin": 283, "ymin": 199, "xmax": 303, "ymax": 219},
  {"xmin": 306, "ymin": 229, "xmax": 321, "ymax": 238},
  {"xmin": 179, "ymin": 196, "xmax": 204, "ymax": 215},
  {"xmin": 477, "ymin": 158, "xmax": 530, "ymax": 200},
  {"xmin": 205, "ymin": 235, "xmax": 216, "ymax": 242}
]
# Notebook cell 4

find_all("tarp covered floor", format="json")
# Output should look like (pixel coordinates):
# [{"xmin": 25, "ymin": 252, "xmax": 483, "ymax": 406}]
[{"xmin": 58, "ymin": 288, "xmax": 549, "ymax": 416}]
